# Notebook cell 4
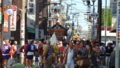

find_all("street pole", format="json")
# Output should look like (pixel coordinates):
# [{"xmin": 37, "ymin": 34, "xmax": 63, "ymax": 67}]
[
  {"xmin": 0, "ymin": 0, "xmax": 3, "ymax": 46},
  {"xmin": 116, "ymin": 1, "xmax": 120, "ymax": 68},
  {"xmin": 92, "ymin": 2, "xmax": 95, "ymax": 40},
  {"xmin": 20, "ymin": 0, "xmax": 26, "ymax": 63},
  {"xmin": 35, "ymin": 0, "xmax": 38, "ymax": 40},
  {"xmin": 104, "ymin": 0, "xmax": 107, "ymax": 46},
  {"xmin": 98, "ymin": 0, "xmax": 102, "ymax": 43}
]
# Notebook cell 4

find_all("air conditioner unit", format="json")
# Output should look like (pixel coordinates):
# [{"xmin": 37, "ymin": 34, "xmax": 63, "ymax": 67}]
[{"xmin": 39, "ymin": 29, "xmax": 44, "ymax": 39}]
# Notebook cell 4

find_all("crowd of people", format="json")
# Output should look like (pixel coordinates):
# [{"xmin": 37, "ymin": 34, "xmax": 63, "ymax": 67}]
[{"xmin": 0, "ymin": 39, "xmax": 116, "ymax": 68}]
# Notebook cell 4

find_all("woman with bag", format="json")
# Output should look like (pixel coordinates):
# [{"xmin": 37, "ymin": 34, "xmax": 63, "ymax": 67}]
[{"xmin": 75, "ymin": 41, "xmax": 90, "ymax": 68}]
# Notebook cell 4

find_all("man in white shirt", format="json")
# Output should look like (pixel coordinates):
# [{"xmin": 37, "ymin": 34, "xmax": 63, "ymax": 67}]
[{"xmin": 64, "ymin": 42, "xmax": 75, "ymax": 68}]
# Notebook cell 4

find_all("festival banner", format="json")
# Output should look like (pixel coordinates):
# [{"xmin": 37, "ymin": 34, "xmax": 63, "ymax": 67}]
[
  {"xmin": 107, "ymin": 8, "xmax": 112, "ymax": 31},
  {"xmin": 3, "ymin": 10, "xmax": 8, "ymax": 32},
  {"xmin": 10, "ymin": 5, "xmax": 17, "ymax": 31},
  {"xmin": 101, "ymin": 8, "xmax": 105, "ymax": 30}
]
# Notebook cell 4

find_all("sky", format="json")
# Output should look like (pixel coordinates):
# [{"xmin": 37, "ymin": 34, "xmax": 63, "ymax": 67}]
[{"xmin": 62, "ymin": 0, "xmax": 110, "ymax": 31}]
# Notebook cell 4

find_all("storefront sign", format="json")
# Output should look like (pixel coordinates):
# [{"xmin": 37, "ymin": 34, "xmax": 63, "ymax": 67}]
[{"xmin": 10, "ymin": 5, "xmax": 17, "ymax": 31}]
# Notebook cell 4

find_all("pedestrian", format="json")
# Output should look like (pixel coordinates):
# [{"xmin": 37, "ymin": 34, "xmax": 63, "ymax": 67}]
[
  {"xmin": 75, "ymin": 41, "xmax": 89, "ymax": 68},
  {"xmin": 20, "ymin": 40, "xmax": 28, "ymax": 68},
  {"xmin": 25, "ymin": 40, "xmax": 36, "ymax": 68},
  {"xmin": 63, "ymin": 41, "xmax": 75, "ymax": 68},
  {"xmin": 1, "ymin": 40, "xmax": 11, "ymax": 68},
  {"xmin": 79, "ymin": 41, "xmax": 88, "ymax": 56},
  {"xmin": 42, "ymin": 40, "xmax": 53, "ymax": 68},
  {"xmin": 38, "ymin": 39, "xmax": 44, "ymax": 67},
  {"xmin": 105, "ymin": 43, "xmax": 113, "ymax": 68},
  {"xmin": 34, "ymin": 40, "xmax": 39, "ymax": 68},
  {"xmin": 57, "ymin": 41, "xmax": 65, "ymax": 68},
  {"xmin": 99, "ymin": 43, "xmax": 106, "ymax": 67},
  {"xmin": 52, "ymin": 42, "xmax": 59, "ymax": 68},
  {"xmin": 88, "ymin": 42, "xmax": 98, "ymax": 68},
  {"xmin": 110, "ymin": 47, "xmax": 116, "ymax": 68},
  {"xmin": 9, "ymin": 41, "xmax": 17, "ymax": 66},
  {"xmin": 75, "ymin": 41, "xmax": 80, "ymax": 50}
]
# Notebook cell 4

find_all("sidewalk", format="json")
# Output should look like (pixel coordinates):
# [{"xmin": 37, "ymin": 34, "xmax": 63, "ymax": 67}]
[
  {"xmin": 11, "ymin": 64, "xmax": 24, "ymax": 68},
  {"xmin": 11, "ymin": 63, "xmax": 35, "ymax": 68}
]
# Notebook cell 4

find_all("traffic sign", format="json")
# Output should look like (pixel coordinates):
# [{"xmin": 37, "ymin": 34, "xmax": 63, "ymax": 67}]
[{"xmin": 91, "ymin": 13, "xmax": 99, "ymax": 18}]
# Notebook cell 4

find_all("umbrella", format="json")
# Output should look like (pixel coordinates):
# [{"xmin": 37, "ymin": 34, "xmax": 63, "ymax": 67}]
[{"xmin": 50, "ymin": 32, "xmax": 58, "ymax": 45}]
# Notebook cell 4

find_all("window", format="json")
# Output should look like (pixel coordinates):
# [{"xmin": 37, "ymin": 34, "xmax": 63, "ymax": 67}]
[
  {"xmin": 29, "ymin": 8, "xmax": 34, "ymax": 13},
  {"xmin": 29, "ymin": 3, "xmax": 33, "ymax": 7},
  {"xmin": 30, "ymin": 0, "xmax": 33, "ymax": 2}
]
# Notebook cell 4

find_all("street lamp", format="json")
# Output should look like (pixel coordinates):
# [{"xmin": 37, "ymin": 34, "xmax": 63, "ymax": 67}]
[
  {"xmin": 82, "ymin": 0, "xmax": 96, "ymax": 6},
  {"xmin": 82, "ymin": 0, "xmax": 91, "ymax": 7}
]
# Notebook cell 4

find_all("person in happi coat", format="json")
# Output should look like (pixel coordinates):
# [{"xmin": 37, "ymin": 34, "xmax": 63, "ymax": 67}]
[
  {"xmin": 25, "ymin": 40, "xmax": 36, "ymax": 68},
  {"xmin": 20, "ymin": 40, "xmax": 28, "ymax": 67},
  {"xmin": 1, "ymin": 40, "xmax": 11, "ymax": 68},
  {"xmin": 9, "ymin": 41, "xmax": 17, "ymax": 66},
  {"xmin": 42, "ymin": 40, "xmax": 54, "ymax": 68}
]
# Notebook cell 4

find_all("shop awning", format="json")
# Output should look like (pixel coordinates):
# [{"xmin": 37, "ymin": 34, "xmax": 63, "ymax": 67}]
[
  {"xmin": 110, "ymin": 21, "xmax": 116, "ymax": 32},
  {"xmin": 27, "ymin": 27, "xmax": 35, "ymax": 33}
]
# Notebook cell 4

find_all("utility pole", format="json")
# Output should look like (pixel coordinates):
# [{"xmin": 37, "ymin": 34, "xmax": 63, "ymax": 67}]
[
  {"xmin": 97, "ymin": 0, "xmax": 102, "ymax": 43},
  {"xmin": 35, "ymin": 0, "xmax": 38, "ymax": 40},
  {"xmin": 92, "ymin": 1, "xmax": 95, "ymax": 40},
  {"xmin": 0, "ymin": 0, "xmax": 3, "ymax": 46},
  {"xmin": 20, "ymin": 0, "xmax": 26, "ymax": 63},
  {"xmin": 104, "ymin": 0, "xmax": 107, "ymax": 46}
]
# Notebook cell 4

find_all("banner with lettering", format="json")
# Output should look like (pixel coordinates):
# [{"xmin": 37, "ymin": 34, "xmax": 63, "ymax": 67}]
[
  {"xmin": 4, "ymin": 9, "xmax": 8, "ymax": 32},
  {"xmin": 107, "ymin": 8, "xmax": 112, "ymax": 31},
  {"xmin": 10, "ymin": 5, "xmax": 17, "ymax": 31}
]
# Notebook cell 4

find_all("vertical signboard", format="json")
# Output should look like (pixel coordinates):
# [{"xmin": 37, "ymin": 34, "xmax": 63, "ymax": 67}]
[
  {"xmin": 4, "ymin": 10, "xmax": 8, "ymax": 32},
  {"xmin": 101, "ymin": 8, "xmax": 105, "ymax": 30},
  {"xmin": 10, "ymin": 5, "xmax": 17, "ymax": 31},
  {"xmin": 107, "ymin": 8, "xmax": 112, "ymax": 30},
  {"xmin": 27, "ymin": 0, "xmax": 35, "ymax": 15},
  {"xmin": 116, "ymin": 1, "xmax": 120, "ymax": 68},
  {"xmin": 27, "ymin": 0, "xmax": 36, "ymax": 28}
]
